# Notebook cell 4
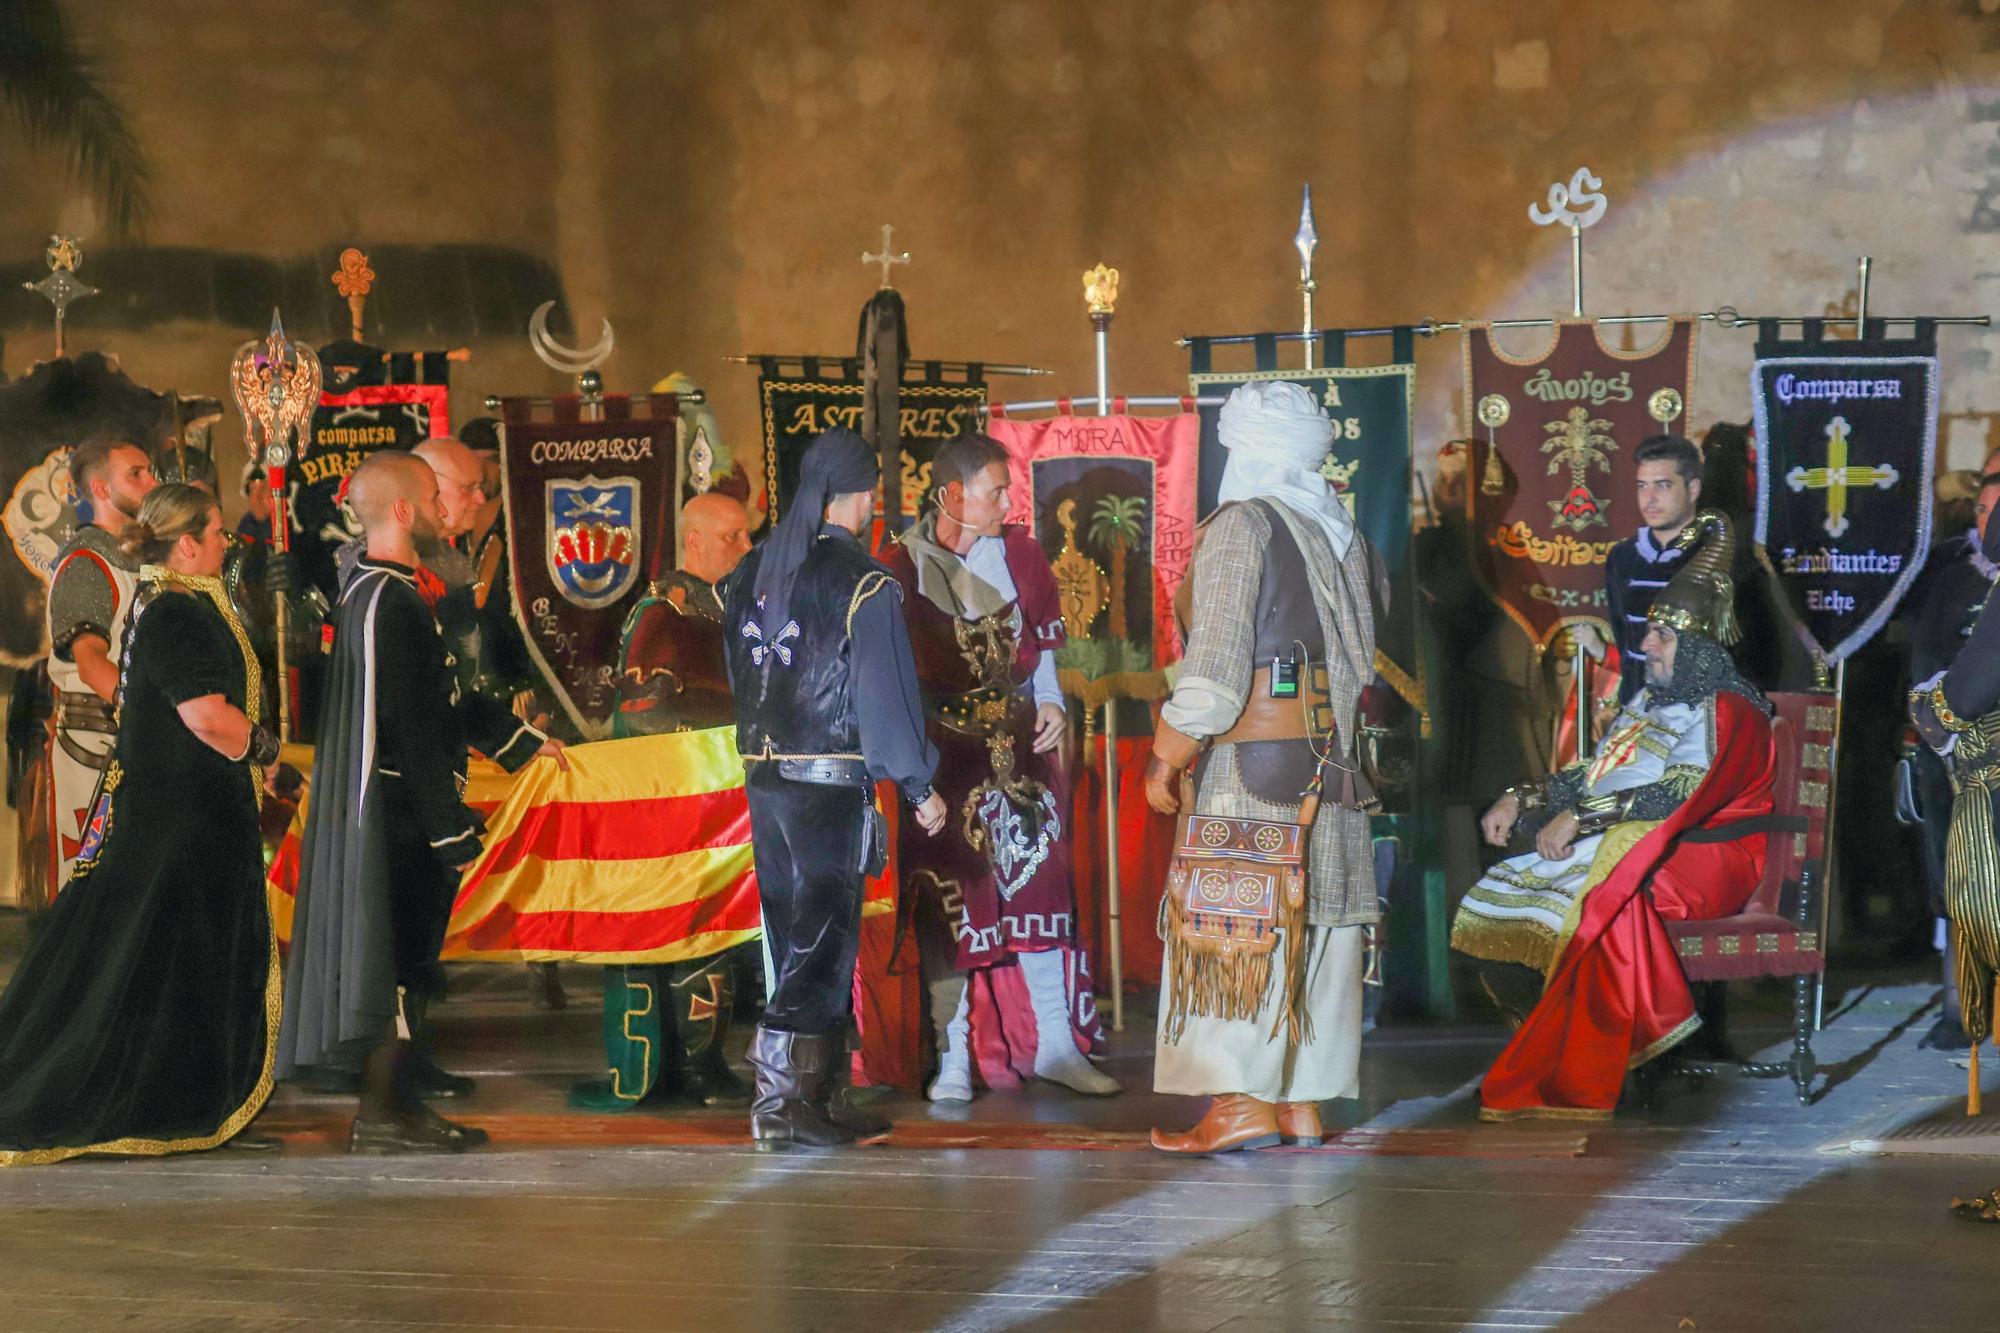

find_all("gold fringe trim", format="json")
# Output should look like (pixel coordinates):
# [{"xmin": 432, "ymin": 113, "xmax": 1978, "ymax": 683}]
[
  {"xmin": 1056, "ymin": 667, "xmax": 1169, "ymax": 709},
  {"xmin": 1478, "ymin": 1102, "xmax": 1615, "ymax": 1123},
  {"xmin": 0, "ymin": 901, "xmax": 281, "ymax": 1167},
  {"xmin": 1450, "ymin": 905, "xmax": 1560, "ymax": 974},
  {"xmin": 1629, "ymin": 1013, "xmax": 1702, "ymax": 1070}
]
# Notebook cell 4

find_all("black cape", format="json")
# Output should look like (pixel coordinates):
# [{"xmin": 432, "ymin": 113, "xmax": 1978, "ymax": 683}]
[
  {"xmin": 277, "ymin": 557, "xmax": 541, "ymax": 1073},
  {"xmin": 0, "ymin": 581, "xmax": 274, "ymax": 1164}
]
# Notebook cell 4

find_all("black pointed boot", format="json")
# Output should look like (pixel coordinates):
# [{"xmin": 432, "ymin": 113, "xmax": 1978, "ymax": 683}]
[{"xmin": 747, "ymin": 1026, "xmax": 854, "ymax": 1151}]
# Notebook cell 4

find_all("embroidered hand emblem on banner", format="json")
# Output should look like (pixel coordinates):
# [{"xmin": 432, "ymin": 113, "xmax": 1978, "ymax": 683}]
[
  {"xmin": 546, "ymin": 475, "xmax": 641, "ymax": 609},
  {"xmin": 1784, "ymin": 415, "xmax": 1898, "ymax": 539},
  {"xmin": 740, "ymin": 617, "xmax": 799, "ymax": 667}
]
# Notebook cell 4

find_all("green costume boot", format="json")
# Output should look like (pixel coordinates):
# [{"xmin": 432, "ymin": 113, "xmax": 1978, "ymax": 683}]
[{"xmin": 568, "ymin": 966, "xmax": 676, "ymax": 1111}]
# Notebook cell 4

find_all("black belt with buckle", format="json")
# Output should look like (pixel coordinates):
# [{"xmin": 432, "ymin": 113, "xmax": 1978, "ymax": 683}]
[{"xmin": 775, "ymin": 756, "xmax": 871, "ymax": 787}]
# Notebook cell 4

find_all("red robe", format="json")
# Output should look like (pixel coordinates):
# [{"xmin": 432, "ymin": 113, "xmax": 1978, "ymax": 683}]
[{"xmin": 1479, "ymin": 689, "xmax": 1776, "ymax": 1120}]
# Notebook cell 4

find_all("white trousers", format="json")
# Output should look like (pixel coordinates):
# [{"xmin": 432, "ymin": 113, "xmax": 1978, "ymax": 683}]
[{"xmin": 1152, "ymin": 924, "xmax": 1364, "ymax": 1102}]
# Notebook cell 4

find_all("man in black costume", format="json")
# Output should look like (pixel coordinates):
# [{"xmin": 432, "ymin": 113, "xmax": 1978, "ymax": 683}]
[
  {"xmin": 1598, "ymin": 435, "xmax": 1706, "ymax": 704},
  {"xmin": 277, "ymin": 451, "xmax": 565, "ymax": 1154},
  {"xmin": 1906, "ymin": 451, "xmax": 2000, "ymax": 1050},
  {"xmin": 721, "ymin": 429, "xmax": 946, "ymax": 1150}
]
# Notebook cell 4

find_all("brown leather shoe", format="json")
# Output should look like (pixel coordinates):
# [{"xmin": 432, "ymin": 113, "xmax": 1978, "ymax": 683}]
[
  {"xmin": 1276, "ymin": 1101, "xmax": 1323, "ymax": 1146},
  {"xmin": 1149, "ymin": 1094, "xmax": 1281, "ymax": 1155}
]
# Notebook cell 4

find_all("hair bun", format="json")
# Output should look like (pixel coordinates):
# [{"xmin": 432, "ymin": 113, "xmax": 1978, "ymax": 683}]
[{"xmin": 117, "ymin": 521, "xmax": 156, "ymax": 559}]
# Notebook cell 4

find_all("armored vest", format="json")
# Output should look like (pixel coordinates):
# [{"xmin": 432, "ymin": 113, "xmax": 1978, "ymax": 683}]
[
  {"xmin": 723, "ymin": 531, "xmax": 883, "ymax": 760},
  {"xmin": 615, "ymin": 570, "xmax": 733, "ymax": 735},
  {"xmin": 46, "ymin": 524, "xmax": 140, "ymax": 755}
]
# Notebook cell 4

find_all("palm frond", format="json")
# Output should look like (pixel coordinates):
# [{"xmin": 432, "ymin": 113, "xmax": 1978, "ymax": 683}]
[{"xmin": 0, "ymin": 0, "xmax": 150, "ymax": 236}]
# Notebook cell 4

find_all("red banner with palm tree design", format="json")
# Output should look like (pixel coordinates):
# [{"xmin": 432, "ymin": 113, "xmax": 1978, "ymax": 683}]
[{"xmin": 986, "ymin": 412, "xmax": 1198, "ymax": 706}]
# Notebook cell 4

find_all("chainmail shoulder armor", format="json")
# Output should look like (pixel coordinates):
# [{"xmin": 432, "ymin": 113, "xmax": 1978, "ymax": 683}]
[{"xmin": 48, "ymin": 524, "xmax": 136, "ymax": 658}]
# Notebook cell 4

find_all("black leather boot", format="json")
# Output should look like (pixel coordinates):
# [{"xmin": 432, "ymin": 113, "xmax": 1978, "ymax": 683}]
[
  {"xmin": 746, "ymin": 1026, "xmax": 853, "ymax": 1151},
  {"xmin": 672, "ymin": 956, "xmax": 751, "ymax": 1108}
]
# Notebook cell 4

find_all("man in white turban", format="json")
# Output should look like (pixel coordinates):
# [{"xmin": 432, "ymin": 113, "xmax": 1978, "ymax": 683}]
[{"xmin": 1142, "ymin": 381, "xmax": 1380, "ymax": 1154}]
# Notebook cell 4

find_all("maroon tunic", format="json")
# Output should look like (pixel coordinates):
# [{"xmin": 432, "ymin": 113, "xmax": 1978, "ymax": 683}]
[{"xmin": 881, "ymin": 527, "xmax": 1078, "ymax": 969}]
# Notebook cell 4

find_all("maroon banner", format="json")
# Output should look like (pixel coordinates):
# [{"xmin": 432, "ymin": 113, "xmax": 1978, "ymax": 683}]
[
  {"xmin": 1462, "ymin": 319, "xmax": 1698, "ymax": 649},
  {"xmin": 498, "ymin": 397, "xmax": 679, "ymax": 739}
]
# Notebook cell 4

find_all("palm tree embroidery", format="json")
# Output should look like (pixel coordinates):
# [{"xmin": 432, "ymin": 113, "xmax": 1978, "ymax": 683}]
[
  {"xmin": 1542, "ymin": 405, "xmax": 1616, "ymax": 532},
  {"xmin": 0, "ymin": 2, "xmax": 152, "ymax": 236},
  {"xmin": 1088, "ymin": 493, "xmax": 1147, "ymax": 642}
]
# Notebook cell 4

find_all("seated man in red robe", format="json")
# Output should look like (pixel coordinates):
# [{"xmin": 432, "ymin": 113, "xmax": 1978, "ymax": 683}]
[{"xmin": 1452, "ymin": 512, "xmax": 1776, "ymax": 1120}]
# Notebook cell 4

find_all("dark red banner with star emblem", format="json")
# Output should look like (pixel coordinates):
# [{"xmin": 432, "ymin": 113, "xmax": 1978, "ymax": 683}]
[
  {"xmin": 498, "ymin": 396, "xmax": 678, "ymax": 739},
  {"xmin": 1462, "ymin": 318, "xmax": 1698, "ymax": 649}
]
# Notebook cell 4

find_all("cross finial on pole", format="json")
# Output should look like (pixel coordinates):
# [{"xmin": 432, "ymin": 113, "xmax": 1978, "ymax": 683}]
[
  {"xmin": 24, "ymin": 235, "xmax": 96, "ymax": 358},
  {"xmin": 862, "ymin": 224, "xmax": 911, "ymax": 290}
]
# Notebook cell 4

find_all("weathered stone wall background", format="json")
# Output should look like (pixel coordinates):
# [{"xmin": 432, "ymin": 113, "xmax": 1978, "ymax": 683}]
[{"xmin": 2, "ymin": 0, "xmax": 1998, "ymax": 503}]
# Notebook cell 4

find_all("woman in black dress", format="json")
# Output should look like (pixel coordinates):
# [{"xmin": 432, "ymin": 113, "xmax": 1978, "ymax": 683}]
[{"xmin": 0, "ymin": 483, "xmax": 282, "ymax": 1165}]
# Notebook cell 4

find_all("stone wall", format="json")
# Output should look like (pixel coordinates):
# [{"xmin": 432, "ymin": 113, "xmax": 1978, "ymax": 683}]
[{"xmin": 1, "ymin": 0, "xmax": 1995, "ymax": 501}]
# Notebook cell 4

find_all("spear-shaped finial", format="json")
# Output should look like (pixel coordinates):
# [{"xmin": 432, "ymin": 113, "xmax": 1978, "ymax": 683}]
[
  {"xmin": 1295, "ymin": 185, "xmax": 1319, "ymax": 368},
  {"xmin": 1294, "ymin": 184, "xmax": 1319, "ymax": 274}
]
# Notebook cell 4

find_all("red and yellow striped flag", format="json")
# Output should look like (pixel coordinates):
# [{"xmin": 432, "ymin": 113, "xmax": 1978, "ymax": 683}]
[
  {"xmin": 445, "ymin": 728, "xmax": 757, "ymax": 964},
  {"xmin": 268, "ymin": 729, "xmax": 892, "ymax": 965}
]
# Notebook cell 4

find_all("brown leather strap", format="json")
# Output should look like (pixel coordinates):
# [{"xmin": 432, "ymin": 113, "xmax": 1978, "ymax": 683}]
[{"xmin": 1215, "ymin": 672, "xmax": 1332, "ymax": 746}]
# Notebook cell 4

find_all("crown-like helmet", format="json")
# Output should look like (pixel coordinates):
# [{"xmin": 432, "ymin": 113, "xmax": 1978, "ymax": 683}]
[{"xmin": 1646, "ymin": 509, "xmax": 1740, "ymax": 646}]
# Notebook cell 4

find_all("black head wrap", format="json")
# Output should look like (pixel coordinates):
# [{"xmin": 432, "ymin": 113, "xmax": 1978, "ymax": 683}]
[
  {"xmin": 1646, "ymin": 627, "xmax": 1770, "ymax": 715},
  {"xmin": 751, "ymin": 427, "xmax": 878, "ymax": 634}
]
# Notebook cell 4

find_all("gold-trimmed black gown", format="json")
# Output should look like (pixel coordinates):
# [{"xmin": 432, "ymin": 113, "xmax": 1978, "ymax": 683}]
[{"xmin": 0, "ymin": 572, "xmax": 276, "ymax": 1165}]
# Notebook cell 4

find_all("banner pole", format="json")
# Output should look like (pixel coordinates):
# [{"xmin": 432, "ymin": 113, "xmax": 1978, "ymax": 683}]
[
  {"xmin": 1817, "ymin": 657, "xmax": 1846, "ymax": 1031},
  {"xmin": 1570, "ymin": 223, "xmax": 1584, "ymax": 318},
  {"xmin": 1104, "ymin": 698, "xmax": 1123, "ymax": 1032},
  {"xmin": 1574, "ymin": 637, "xmax": 1593, "ymax": 759},
  {"xmin": 1813, "ymin": 255, "xmax": 1872, "ymax": 1029},
  {"xmin": 1085, "ymin": 265, "xmax": 1125, "ymax": 1031}
]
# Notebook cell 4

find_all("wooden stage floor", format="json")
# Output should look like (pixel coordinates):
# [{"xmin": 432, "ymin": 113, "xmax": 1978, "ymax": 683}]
[{"xmin": 0, "ymin": 921, "xmax": 1995, "ymax": 1331}]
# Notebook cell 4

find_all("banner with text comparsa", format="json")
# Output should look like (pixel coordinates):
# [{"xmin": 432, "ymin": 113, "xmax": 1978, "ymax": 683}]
[
  {"xmin": 293, "ymin": 352, "xmax": 451, "ymax": 602},
  {"xmin": 1751, "ymin": 339, "xmax": 1939, "ymax": 664},
  {"xmin": 498, "ymin": 396, "xmax": 679, "ymax": 739}
]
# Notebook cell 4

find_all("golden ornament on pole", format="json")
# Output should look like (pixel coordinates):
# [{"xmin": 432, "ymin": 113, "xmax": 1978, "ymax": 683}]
[
  {"xmin": 1082, "ymin": 264, "xmax": 1120, "ymax": 317},
  {"xmin": 330, "ymin": 248, "xmax": 377, "ymax": 342}
]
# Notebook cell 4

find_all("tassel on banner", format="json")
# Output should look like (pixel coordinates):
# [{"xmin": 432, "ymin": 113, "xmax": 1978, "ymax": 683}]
[{"xmin": 1480, "ymin": 436, "xmax": 1507, "ymax": 496}]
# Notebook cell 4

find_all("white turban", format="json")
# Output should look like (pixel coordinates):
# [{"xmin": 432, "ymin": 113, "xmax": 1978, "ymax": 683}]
[{"xmin": 1215, "ymin": 380, "xmax": 1356, "ymax": 558}]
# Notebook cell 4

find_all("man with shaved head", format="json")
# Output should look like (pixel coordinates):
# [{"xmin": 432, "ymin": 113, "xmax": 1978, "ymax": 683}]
[
  {"xmin": 573, "ymin": 490, "xmax": 756, "ymax": 1112},
  {"xmin": 279, "ymin": 449, "xmax": 565, "ymax": 1154},
  {"xmin": 421, "ymin": 431, "xmax": 560, "ymax": 1006}
]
